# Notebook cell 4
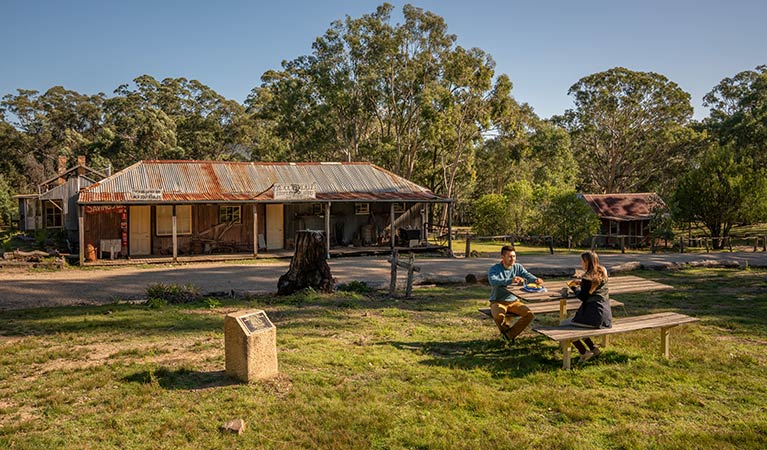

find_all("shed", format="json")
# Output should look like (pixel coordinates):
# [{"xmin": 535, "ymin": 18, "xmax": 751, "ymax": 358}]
[{"xmin": 579, "ymin": 192, "xmax": 665, "ymax": 247}]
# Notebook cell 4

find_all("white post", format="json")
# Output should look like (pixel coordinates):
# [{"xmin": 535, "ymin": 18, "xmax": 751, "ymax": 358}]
[
  {"xmin": 78, "ymin": 205, "xmax": 84, "ymax": 266},
  {"xmin": 325, "ymin": 202, "xmax": 331, "ymax": 260},
  {"xmin": 253, "ymin": 204, "xmax": 258, "ymax": 257},
  {"xmin": 172, "ymin": 205, "xmax": 178, "ymax": 262},
  {"xmin": 390, "ymin": 202, "xmax": 396, "ymax": 251}
]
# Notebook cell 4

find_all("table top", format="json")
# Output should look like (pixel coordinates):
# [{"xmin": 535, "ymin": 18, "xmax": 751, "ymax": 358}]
[{"xmin": 508, "ymin": 275, "xmax": 674, "ymax": 302}]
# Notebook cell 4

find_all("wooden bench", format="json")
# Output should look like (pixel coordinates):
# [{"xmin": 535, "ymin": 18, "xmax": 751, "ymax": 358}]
[
  {"xmin": 533, "ymin": 312, "xmax": 700, "ymax": 369},
  {"xmin": 478, "ymin": 298, "xmax": 625, "ymax": 321}
]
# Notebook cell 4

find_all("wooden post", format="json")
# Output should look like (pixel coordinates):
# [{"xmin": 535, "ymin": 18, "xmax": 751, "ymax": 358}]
[
  {"xmin": 601, "ymin": 335, "xmax": 609, "ymax": 347},
  {"xmin": 172, "ymin": 205, "xmax": 178, "ymax": 262},
  {"xmin": 78, "ymin": 205, "xmax": 84, "ymax": 266},
  {"xmin": 620, "ymin": 236, "xmax": 625, "ymax": 254},
  {"xmin": 405, "ymin": 252, "xmax": 415, "ymax": 298},
  {"xmin": 447, "ymin": 202, "xmax": 453, "ymax": 256},
  {"xmin": 253, "ymin": 204, "xmax": 258, "ymax": 257},
  {"xmin": 568, "ymin": 235, "xmax": 572, "ymax": 251},
  {"xmin": 559, "ymin": 299, "xmax": 567, "ymax": 322},
  {"xmin": 390, "ymin": 203, "xmax": 395, "ymax": 251},
  {"xmin": 561, "ymin": 340, "xmax": 572, "ymax": 370},
  {"xmin": 728, "ymin": 236, "xmax": 733, "ymax": 252},
  {"xmin": 754, "ymin": 237, "xmax": 758, "ymax": 252},
  {"xmin": 389, "ymin": 249, "xmax": 398, "ymax": 296},
  {"xmin": 420, "ymin": 207, "xmax": 427, "ymax": 244},
  {"xmin": 704, "ymin": 238, "xmax": 709, "ymax": 253},
  {"xmin": 661, "ymin": 327, "xmax": 671, "ymax": 358},
  {"xmin": 590, "ymin": 235, "xmax": 596, "ymax": 250},
  {"xmin": 325, "ymin": 202, "xmax": 331, "ymax": 260},
  {"xmin": 763, "ymin": 235, "xmax": 766, "ymax": 252},
  {"xmin": 548, "ymin": 236, "xmax": 554, "ymax": 255},
  {"xmin": 651, "ymin": 237, "xmax": 656, "ymax": 254},
  {"xmin": 679, "ymin": 236, "xmax": 684, "ymax": 253},
  {"xmin": 465, "ymin": 233, "xmax": 471, "ymax": 257}
]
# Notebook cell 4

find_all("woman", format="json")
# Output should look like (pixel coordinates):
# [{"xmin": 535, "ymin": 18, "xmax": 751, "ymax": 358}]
[{"xmin": 563, "ymin": 251, "xmax": 612, "ymax": 364}]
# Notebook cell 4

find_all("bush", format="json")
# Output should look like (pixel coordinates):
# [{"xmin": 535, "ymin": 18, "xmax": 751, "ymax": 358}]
[
  {"xmin": 145, "ymin": 283, "xmax": 201, "ymax": 304},
  {"xmin": 536, "ymin": 190, "xmax": 600, "ymax": 245},
  {"xmin": 471, "ymin": 194, "xmax": 513, "ymax": 236},
  {"xmin": 337, "ymin": 280, "xmax": 374, "ymax": 294}
]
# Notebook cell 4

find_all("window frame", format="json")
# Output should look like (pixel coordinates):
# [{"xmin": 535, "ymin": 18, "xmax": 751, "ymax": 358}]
[
  {"xmin": 219, "ymin": 205, "xmax": 242, "ymax": 224},
  {"xmin": 44, "ymin": 200, "xmax": 63, "ymax": 228},
  {"xmin": 156, "ymin": 205, "xmax": 192, "ymax": 236},
  {"xmin": 355, "ymin": 203, "xmax": 370, "ymax": 215}
]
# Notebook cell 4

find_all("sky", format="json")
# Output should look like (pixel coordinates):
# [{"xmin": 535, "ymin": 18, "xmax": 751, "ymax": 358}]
[{"xmin": 1, "ymin": 0, "xmax": 766, "ymax": 120}]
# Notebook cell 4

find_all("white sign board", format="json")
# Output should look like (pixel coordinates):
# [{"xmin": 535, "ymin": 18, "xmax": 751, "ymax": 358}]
[
  {"xmin": 273, "ymin": 183, "xmax": 316, "ymax": 200},
  {"xmin": 128, "ymin": 189, "xmax": 163, "ymax": 201}
]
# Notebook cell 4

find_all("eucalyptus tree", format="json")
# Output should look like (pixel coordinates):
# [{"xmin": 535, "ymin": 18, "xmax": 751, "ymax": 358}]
[
  {"xmin": 558, "ymin": 67, "xmax": 701, "ymax": 195},
  {"xmin": 108, "ymin": 75, "xmax": 248, "ymax": 162},
  {"xmin": 703, "ymin": 65, "xmax": 767, "ymax": 167},
  {"xmin": 0, "ymin": 87, "xmax": 105, "ymax": 186}
]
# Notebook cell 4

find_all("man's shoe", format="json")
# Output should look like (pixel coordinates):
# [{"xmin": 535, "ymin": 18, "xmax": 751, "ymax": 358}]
[{"xmin": 578, "ymin": 351, "xmax": 594, "ymax": 364}]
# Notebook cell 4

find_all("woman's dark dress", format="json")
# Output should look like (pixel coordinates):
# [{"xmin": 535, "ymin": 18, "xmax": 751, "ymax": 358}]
[{"xmin": 573, "ymin": 278, "xmax": 612, "ymax": 328}]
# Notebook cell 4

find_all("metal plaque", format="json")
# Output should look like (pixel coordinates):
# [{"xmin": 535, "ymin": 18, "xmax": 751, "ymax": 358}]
[{"xmin": 239, "ymin": 311, "xmax": 272, "ymax": 334}]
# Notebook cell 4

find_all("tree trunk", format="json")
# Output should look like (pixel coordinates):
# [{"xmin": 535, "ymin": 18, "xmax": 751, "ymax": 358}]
[{"xmin": 277, "ymin": 230, "xmax": 334, "ymax": 295}]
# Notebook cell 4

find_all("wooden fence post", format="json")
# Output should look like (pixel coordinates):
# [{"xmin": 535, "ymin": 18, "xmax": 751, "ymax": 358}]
[
  {"xmin": 405, "ymin": 253, "xmax": 416, "ymax": 298},
  {"xmin": 620, "ymin": 236, "xmax": 625, "ymax": 254},
  {"xmin": 704, "ymin": 238, "xmax": 709, "ymax": 253},
  {"xmin": 728, "ymin": 236, "xmax": 733, "ymax": 252},
  {"xmin": 465, "ymin": 233, "xmax": 471, "ymax": 257},
  {"xmin": 389, "ymin": 249, "xmax": 398, "ymax": 296},
  {"xmin": 548, "ymin": 236, "xmax": 554, "ymax": 255},
  {"xmin": 679, "ymin": 236, "xmax": 684, "ymax": 253}
]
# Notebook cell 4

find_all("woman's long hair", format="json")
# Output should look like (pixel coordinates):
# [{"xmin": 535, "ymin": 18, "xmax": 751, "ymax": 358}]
[{"xmin": 581, "ymin": 251, "xmax": 607, "ymax": 294}]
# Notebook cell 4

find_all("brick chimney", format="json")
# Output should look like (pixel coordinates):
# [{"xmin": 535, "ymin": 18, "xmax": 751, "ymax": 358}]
[
  {"xmin": 57, "ymin": 155, "xmax": 68, "ymax": 185},
  {"xmin": 77, "ymin": 155, "xmax": 86, "ymax": 176}
]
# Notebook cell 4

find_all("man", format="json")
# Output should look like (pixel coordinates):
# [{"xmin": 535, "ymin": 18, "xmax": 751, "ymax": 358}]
[{"xmin": 487, "ymin": 245, "xmax": 544, "ymax": 342}]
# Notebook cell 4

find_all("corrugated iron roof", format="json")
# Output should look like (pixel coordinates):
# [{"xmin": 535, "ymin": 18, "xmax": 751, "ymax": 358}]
[
  {"xmin": 580, "ymin": 192, "xmax": 665, "ymax": 221},
  {"xmin": 79, "ymin": 160, "xmax": 450, "ymax": 204}
]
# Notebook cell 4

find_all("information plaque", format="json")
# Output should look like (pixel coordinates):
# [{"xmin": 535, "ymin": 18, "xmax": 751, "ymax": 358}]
[{"xmin": 224, "ymin": 309, "xmax": 278, "ymax": 382}]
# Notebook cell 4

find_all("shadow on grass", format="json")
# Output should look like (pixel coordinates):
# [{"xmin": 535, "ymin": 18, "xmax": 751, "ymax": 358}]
[
  {"xmin": 122, "ymin": 368, "xmax": 238, "ymax": 390},
  {"xmin": 389, "ymin": 336, "xmax": 556, "ymax": 377},
  {"xmin": 389, "ymin": 335, "xmax": 636, "ymax": 376}
]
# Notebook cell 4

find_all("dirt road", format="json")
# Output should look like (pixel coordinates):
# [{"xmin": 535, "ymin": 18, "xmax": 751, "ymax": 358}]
[{"xmin": 1, "ymin": 252, "xmax": 765, "ymax": 310}]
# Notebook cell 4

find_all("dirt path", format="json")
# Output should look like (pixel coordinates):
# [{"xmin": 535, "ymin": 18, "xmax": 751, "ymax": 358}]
[{"xmin": 2, "ymin": 252, "xmax": 765, "ymax": 310}]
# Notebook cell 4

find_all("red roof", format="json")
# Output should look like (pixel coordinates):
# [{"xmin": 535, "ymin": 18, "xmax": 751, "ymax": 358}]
[{"xmin": 580, "ymin": 193, "xmax": 665, "ymax": 221}]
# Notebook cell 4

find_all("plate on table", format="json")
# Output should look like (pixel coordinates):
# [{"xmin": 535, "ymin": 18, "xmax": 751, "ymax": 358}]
[{"xmin": 522, "ymin": 283, "xmax": 546, "ymax": 293}]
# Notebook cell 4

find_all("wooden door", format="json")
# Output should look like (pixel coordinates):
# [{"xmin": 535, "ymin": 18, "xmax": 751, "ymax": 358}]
[
  {"xmin": 129, "ymin": 206, "xmax": 151, "ymax": 255},
  {"xmin": 265, "ymin": 204, "xmax": 284, "ymax": 250}
]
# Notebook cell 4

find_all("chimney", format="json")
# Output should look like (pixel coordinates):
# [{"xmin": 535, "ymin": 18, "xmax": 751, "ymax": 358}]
[
  {"xmin": 77, "ymin": 155, "xmax": 86, "ymax": 176},
  {"xmin": 57, "ymin": 155, "xmax": 68, "ymax": 185}
]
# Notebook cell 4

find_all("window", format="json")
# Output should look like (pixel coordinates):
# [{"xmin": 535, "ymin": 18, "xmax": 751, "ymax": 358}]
[
  {"xmin": 355, "ymin": 203, "xmax": 370, "ymax": 215},
  {"xmin": 393, "ymin": 202, "xmax": 406, "ymax": 214},
  {"xmin": 219, "ymin": 205, "xmax": 242, "ymax": 224},
  {"xmin": 44, "ymin": 200, "xmax": 63, "ymax": 228},
  {"xmin": 609, "ymin": 220, "xmax": 619, "ymax": 236},
  {"xmin": 156, "ymin": 205, "xmax": 192, "ymax": 236},
  {"xmin": 312, "ymin": 203, "xmax": 326, "ymax": 215}
]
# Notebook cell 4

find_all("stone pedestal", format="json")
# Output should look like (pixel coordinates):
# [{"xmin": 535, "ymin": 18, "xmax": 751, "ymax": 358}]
[{"xmin": 224, "ymin": 310, "xmax": 278, "ymax": 382}]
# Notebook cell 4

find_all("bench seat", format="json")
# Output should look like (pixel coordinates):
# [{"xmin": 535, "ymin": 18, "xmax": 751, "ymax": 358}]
[
  {"xmin": 478, "ymin": 298, "xmax": 624, "ymax": 319},
  {"xmin": 533, "ymin": 312, "xmax": 699, "ymax": 369}
]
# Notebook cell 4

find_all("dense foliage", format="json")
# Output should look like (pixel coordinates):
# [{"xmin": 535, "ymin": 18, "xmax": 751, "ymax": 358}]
[{"xmin": 0, "ymin": 3, "xmax": 764, "ymax": 240}]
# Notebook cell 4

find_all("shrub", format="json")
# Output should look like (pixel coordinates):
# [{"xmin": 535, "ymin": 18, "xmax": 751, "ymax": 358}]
[
  {"xmin": 471, "ymin": 194, "xmax": 513, "ymax": 236},
  {"xmin": 337, "ymin": 280, "xmax": 374, "ymax": 294},
  {"xmin": 145, "ymin": 283, "xmax": 201, "ymax": 304}
]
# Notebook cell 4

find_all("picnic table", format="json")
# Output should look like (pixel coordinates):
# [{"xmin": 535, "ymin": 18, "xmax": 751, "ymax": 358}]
[{"xmin": 479, "ymin": 275, "xmax": 674, "ymax": 321}]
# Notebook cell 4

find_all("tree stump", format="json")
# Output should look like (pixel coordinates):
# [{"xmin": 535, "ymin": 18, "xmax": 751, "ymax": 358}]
[{"xmin": 277, "ymin": 230, "xmax": 334, "ymax": 295}]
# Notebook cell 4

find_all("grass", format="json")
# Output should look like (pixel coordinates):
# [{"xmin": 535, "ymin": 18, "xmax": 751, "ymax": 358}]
[{"xmin": 1, "ymin": 268, "xmax": 766, "ymax": 449}]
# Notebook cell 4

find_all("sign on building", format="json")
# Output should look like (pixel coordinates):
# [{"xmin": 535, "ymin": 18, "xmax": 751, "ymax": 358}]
[
  {"xmin": 273, "ymin": 183, "xmax": 317, "ymax": 200},
  {"xmin": 127, "ymin": 189, "xmax": 163, "ymax": 201}
]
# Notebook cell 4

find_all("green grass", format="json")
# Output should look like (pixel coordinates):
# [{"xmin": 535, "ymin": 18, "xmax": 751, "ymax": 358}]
[{"xmin": 1, "ymin": 269, "xmax": 766, "ymax": 449}]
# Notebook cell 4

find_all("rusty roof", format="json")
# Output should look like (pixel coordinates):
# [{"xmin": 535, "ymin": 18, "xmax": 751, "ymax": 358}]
[
  {"xmin": 580, "ymin": 193, "xmax": 665, "ymax": 221},
  {"xmin": 78, "ymin": 160, "xmax": 449, "ymax": 204}
]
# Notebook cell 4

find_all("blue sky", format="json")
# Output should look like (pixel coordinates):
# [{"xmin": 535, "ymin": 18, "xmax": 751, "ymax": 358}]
[{"xmin": 2, "ymin": 0, "xmax": 765, "ymax": 120}]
